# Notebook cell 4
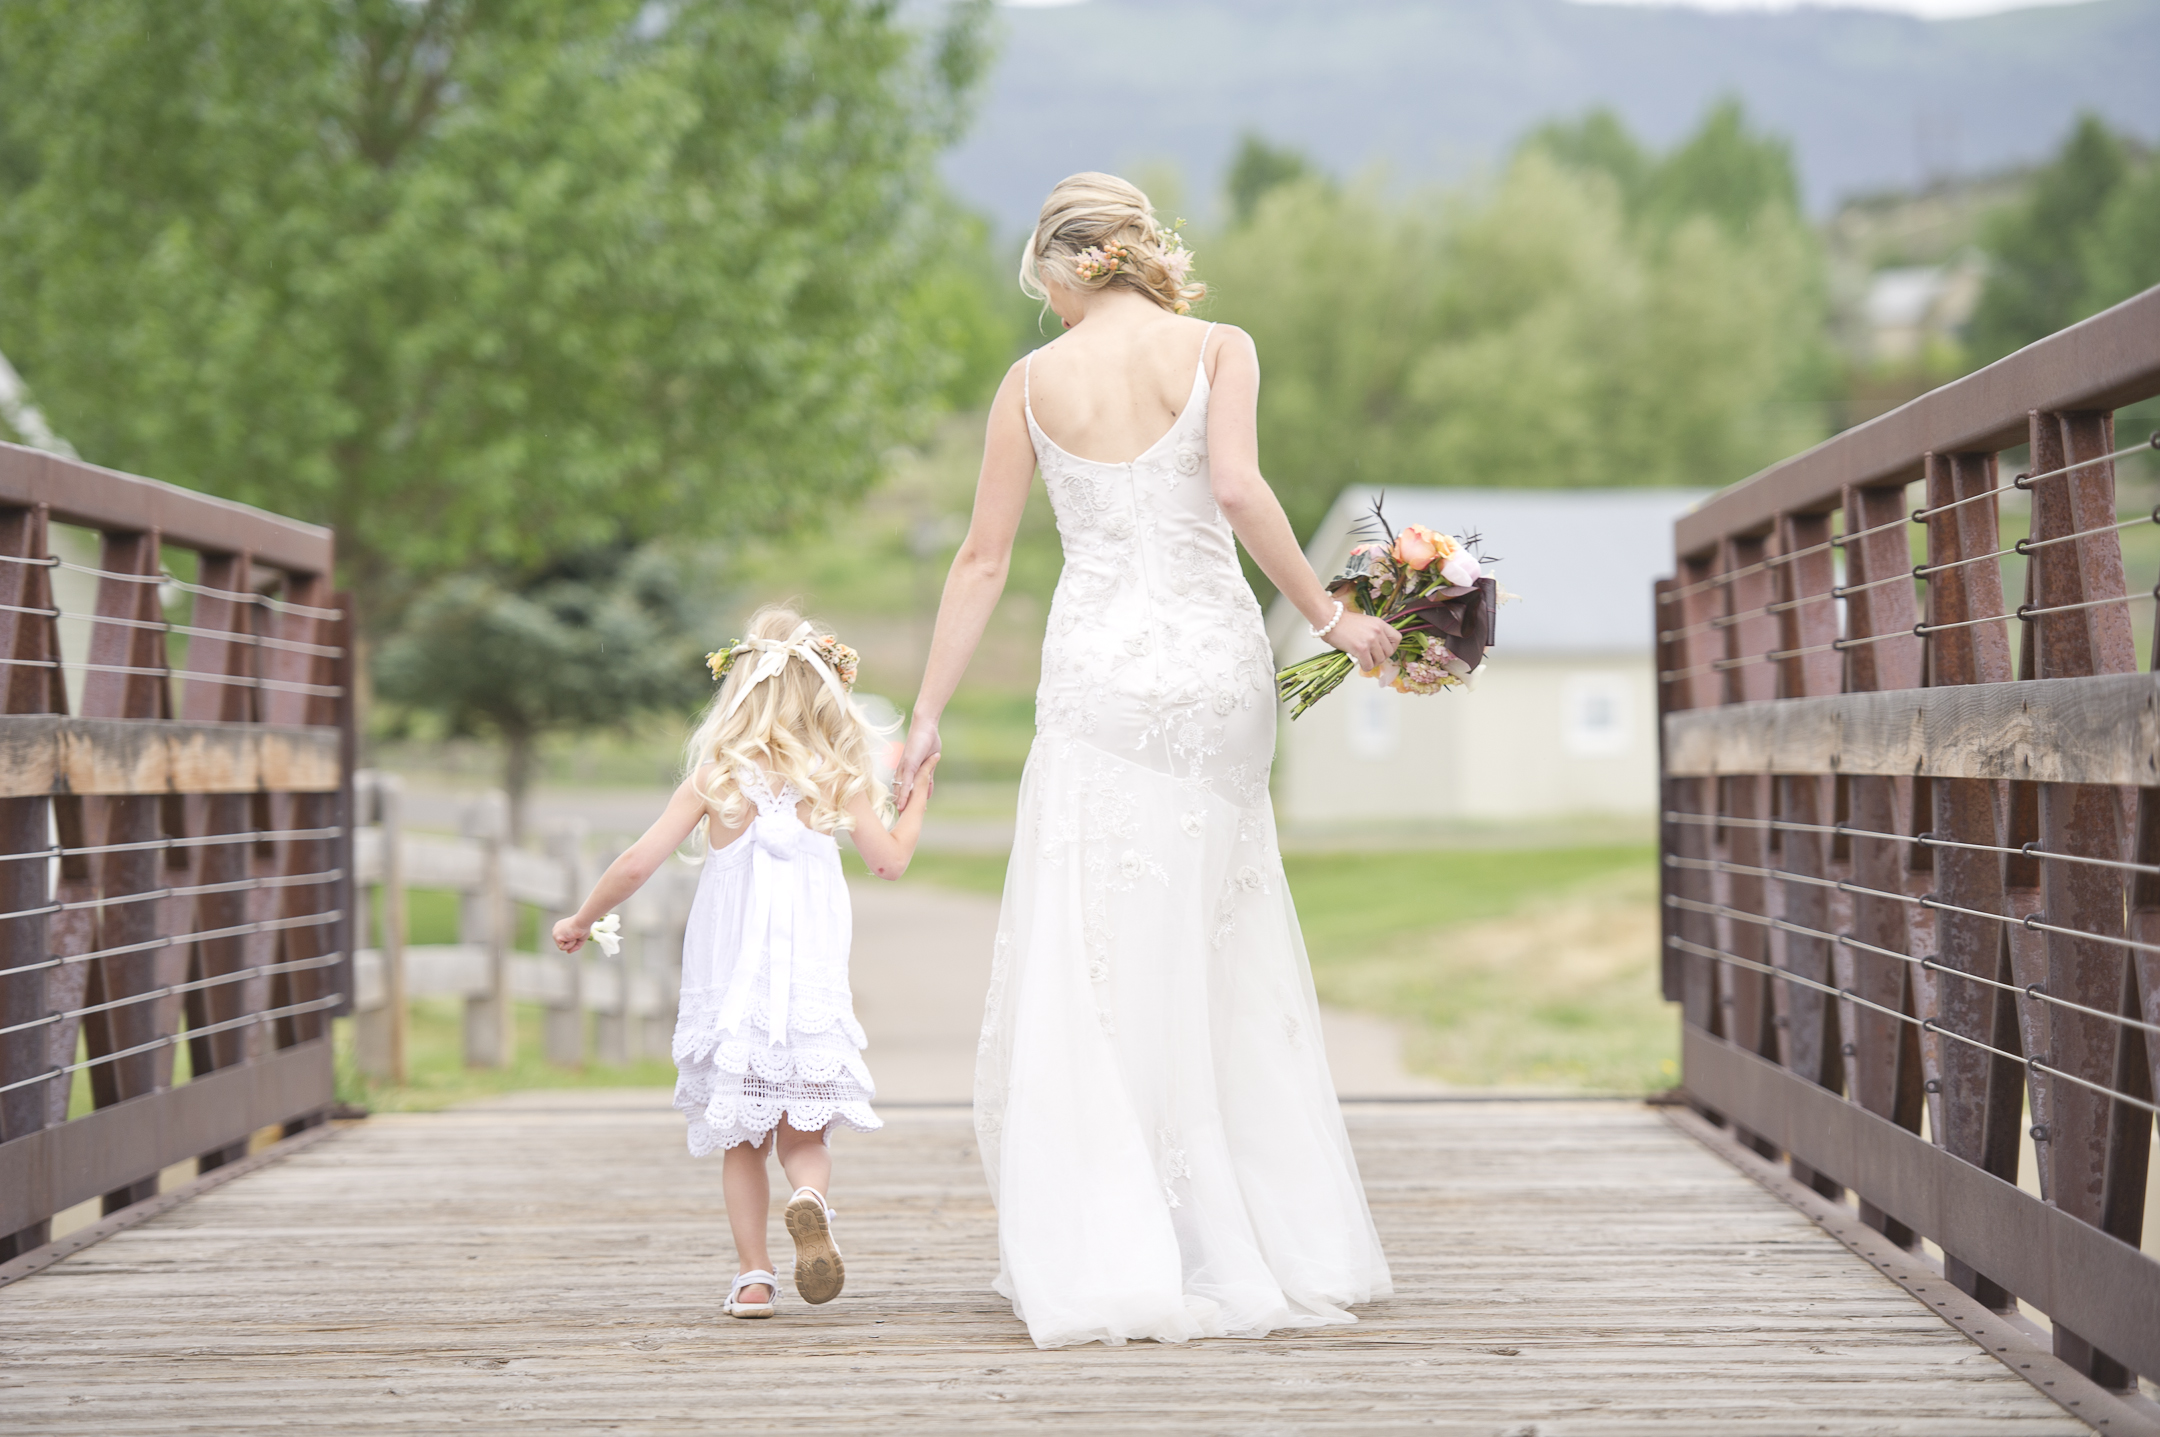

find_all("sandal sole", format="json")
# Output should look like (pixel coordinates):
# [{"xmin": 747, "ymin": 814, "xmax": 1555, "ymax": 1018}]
[{"xmin": 785, "ymin": 1195, "xmax": 845, "ymax": 1305}]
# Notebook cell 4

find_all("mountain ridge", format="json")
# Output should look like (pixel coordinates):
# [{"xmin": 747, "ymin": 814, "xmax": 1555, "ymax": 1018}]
[{"xmin": 942, "ymin": 0, "xmax": 2160, "ymax": 227}]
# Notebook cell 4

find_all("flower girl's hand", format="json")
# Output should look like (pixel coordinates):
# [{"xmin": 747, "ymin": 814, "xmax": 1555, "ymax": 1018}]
[
  {"xmin": 552, "ymin": 916, "xmax": 588, "ymax": 954},
  {"xmin": 896, "ymin": 720, "xmax": 941, "ymax": 806},
  {"xmin": 902, "ymin": 753, "xmax": 940, "ymax": 811},
  {"xmin": 1328, "ymin": 610, "xmax": 1400, "ymax": 672}
]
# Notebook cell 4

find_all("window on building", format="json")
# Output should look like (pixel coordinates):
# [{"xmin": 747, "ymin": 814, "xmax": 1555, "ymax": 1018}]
[{"xmin": 1562, "ymin": 672, "xmax": 1631, "ymax": 756}]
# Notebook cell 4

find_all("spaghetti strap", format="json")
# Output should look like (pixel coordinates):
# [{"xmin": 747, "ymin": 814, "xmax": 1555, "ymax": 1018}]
[
  {"xmin": 1023, "ymin": 350, "xmax": 1035, "ymax": 420},
  {"xmin": 1196, "ymin": 322, "xmax": 1218, "ymax": 382}
]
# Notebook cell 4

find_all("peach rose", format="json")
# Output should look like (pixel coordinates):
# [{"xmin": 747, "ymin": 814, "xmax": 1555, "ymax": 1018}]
[{"xmin": 1393, "ymin": 524, "xmax": 1460, "ymax": 572}]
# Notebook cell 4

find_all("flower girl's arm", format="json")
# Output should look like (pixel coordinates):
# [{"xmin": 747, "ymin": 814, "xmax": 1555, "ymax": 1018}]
[
  {"xmin": 551, "ymin": 778, "xmax": 709, "ymax": 953},
  {"xmin": 845, "ymin": 756, "xmax": 938, "ymax": 881}
]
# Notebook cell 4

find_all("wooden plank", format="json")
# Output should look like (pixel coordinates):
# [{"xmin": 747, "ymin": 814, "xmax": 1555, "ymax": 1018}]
[
  {"xmin": 0, "ymin": 441, "xmax": 332, "ymax": 575},
  {"xmin": 0, "ymin": 1037, "xmax": 331, "ymax": 1235},
  {"xmin": 0, "ymin": 1098, "xmax": 2097, "ymax": 1435},
  {"xmin": 0, "ymin": 715, "xmax": 339, "ymax": 796},
  {"xmin": 1676, "ymin": 284, "xmax": 2160, "ymax": 557},
  {"xmin": 1684, "ymin": 1025, "xmax": 2160, "ymax": 1387},
  {"xmin": 1663, "ymin": 672, "xmax": 2160, "ymax": 784}
]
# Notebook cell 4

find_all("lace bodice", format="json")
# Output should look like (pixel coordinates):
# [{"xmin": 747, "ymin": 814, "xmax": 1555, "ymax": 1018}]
[
  {"xmin": 736, "ymin": 765, "xmax": 803, "ymax": 819},
  {"xmin": 1024, "ymin": 327, "xmax": 1277, "ymax": 786}
]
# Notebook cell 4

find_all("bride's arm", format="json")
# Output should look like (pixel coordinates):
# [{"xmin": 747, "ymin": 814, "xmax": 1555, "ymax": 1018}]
[
  {"xmin": 1206, "ymin": 328, "xmax": 1399, "ymax": 671},
  {"xmin": 895, "ymin": 362, "xmax": 1036, "ymax": 802}
]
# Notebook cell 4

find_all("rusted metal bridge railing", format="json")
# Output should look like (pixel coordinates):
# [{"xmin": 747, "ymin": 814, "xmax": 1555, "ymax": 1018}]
[
  {"xmin": 0, "ymin": 444, "xmax": 350, "ymax": 1265},
  {"xmin": 1657, "ymin": 284, "xmax": 2160, "ymax": 1394}
]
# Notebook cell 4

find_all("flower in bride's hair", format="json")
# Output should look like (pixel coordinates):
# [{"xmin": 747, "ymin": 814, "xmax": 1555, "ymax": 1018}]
[
  {"xmin": 1163, "ymin": 247, "xmax": 1194, "ymax": 285},
  {"xmin": 1074, "ymin": 242, "xmax": 1131, "ymax": 283}
]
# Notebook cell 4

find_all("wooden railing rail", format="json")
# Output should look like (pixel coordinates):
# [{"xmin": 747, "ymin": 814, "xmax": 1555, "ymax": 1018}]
[
  {"xmin": 0, "ymin": 441, "xmax": 347, "ymax": 1261},
  {"xmin": 1657, "ymin": 283, "xmax": 2160, "ymax": 1395},
  {"xmin": 347, "ymin": 772, "xmax": 690, "ymax": 1082}
]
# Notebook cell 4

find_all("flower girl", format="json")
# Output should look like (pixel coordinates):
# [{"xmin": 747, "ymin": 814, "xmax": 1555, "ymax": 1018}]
[{"xmin": 553, "ymin": 604, "xmax": 936, "ymax": 1319}]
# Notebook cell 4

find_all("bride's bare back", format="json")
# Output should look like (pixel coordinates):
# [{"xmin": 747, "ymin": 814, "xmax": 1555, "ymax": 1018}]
[{"xmin": 1021, "ymin": 296, "xmax": 1219, "ymax": 465}]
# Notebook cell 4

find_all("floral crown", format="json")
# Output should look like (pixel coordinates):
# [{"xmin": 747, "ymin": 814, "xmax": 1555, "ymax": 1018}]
[
  {"xmin": 1070, "ymin": 218, "xmax": 1198, "ymax": 314},
  {"xmin": 705, "ymin": 632, "xmax": 859, "ymax": 689}
]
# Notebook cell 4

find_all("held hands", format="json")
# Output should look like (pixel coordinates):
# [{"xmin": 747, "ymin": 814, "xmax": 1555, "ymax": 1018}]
[
  {"xmin": 901, "ymin": 753, "xmax": 940, "ymax": 813},
  {"xmin": 1326, "ymin": 609, "xmax": 1400, "ymax": 672},
  {"xmin": 894, "ymin": 720, "xmax": 941, "ymax": 808}
]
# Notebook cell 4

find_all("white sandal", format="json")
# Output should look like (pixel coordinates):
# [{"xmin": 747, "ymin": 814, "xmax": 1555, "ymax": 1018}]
[
  {"xmin": 724, "ymin": 1269, "xmax": 778, "ymax": 1319},
  {"xmin": 784, "ymin": 1186, "xmax": 845, "ymax": 1305}
]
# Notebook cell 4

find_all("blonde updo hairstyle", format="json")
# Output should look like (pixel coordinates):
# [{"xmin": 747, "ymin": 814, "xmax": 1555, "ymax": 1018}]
[
  {"xmin": 683, "ymin": 603, "xmax": 886, "ymax": 838},
  {"xmin": 1020, "ymin": 172, "xmax": 1205, "ymax": 315}
]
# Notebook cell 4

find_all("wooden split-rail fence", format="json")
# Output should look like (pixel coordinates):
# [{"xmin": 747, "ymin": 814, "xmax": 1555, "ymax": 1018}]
[
  {"xmin": 1657, "ymin": 283, "xmax": 2160, "ymax": 1394},
  {"xmin": 347, "ymin": 772, "xmax": 693, "ymax": 1083}
]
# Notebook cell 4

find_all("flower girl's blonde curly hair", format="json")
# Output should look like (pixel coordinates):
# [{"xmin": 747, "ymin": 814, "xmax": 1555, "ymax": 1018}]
[
  {"xmin": 1020, "ymin": 172, "xmax": 1205, "ymax": 315},
  {"xmin": 683, "ymin": 604, "xmax": 886, "ymax": 837}
]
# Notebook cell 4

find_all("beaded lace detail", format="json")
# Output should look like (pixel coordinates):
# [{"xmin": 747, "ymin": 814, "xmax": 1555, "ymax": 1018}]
[{"xmin": 975, "ymin": 324, "xmax": 1393, "ymax": 1350}]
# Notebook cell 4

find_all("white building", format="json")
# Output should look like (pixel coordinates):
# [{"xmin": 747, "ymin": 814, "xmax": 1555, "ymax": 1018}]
[{"xmin": 1267, "ymin": 487, "xmax": 1707, "ymax": 831}]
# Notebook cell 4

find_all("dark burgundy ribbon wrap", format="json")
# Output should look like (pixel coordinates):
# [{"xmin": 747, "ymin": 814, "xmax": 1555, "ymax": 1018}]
[{"xmin": 1395, "ymin": 576, "xmax": 1497, "ymax": 671}]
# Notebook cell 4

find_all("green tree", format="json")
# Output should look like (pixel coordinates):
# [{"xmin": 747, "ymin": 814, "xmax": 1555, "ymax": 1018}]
[
  {"xmin": 0, "ymin": 0, "xmax": 990, "ymax": 617},
  {"xmin": 1225, "ymin": 133, "xmax": 1316, "ymax": 227},
  {"xmin": 1967, "ymin": 114, "xmax": 2129, "ymax": 362},
  {"xmin": 1201, "ymin": 103, "xmax": 1827, "ymax": 568},
  {"xmin": 373, "ymin": 545, "xmax": 715, "ymax": 838},
  {"xmin": 2080, "ymin": 161, "xmax": 2160, "ymax": 317}
]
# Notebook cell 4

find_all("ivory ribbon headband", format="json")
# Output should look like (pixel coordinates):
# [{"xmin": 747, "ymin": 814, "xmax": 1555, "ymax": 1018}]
[{"xmin": 705, "ymin": 622, "xmax": 860, "ymax": 724}]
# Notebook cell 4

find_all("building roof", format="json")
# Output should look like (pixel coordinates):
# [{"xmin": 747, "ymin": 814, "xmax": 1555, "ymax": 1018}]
[{"xmin": 1268, "ymin": 487, "xmax": 1711, "ymax": 660}]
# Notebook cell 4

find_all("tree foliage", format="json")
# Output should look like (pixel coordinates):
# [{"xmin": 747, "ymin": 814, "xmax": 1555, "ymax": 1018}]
[
  {"xmin": 1226, "ymin": 133, "xmax": 1315, "ymax": 228},
  {"xmin": 0, "ymin": 0, "xmax": 990, "ymax": 612},
  {"xmin": 1966, "ymin": 114, "xmax": 2132, "ymax": 363},
  {"xmin": 1202, "ymin": 102, "xmax": 1829, "ymax": 556},
  {"xmin": 372, "ymin": 545, "xmax": 715, "ymax": 836}
]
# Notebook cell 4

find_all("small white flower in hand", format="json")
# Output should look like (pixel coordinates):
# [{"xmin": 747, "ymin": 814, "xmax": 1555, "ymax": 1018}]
[{"xmin": 588, "ymin": 913, "xmax": 623, "ymax": 957}]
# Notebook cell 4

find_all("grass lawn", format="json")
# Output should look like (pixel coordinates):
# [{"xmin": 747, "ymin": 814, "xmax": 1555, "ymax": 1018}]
[
  {"xmin": 338, "ymin": 841, "xmax": 1670, "ymax": 1110},
  {"xmin": 857, "ymin": 840, "xmax": 1674, "ymax": 1094},
  {"xmin": 1286, "ymin": 845, "xmax": 1674, "ymax": 1093},
  {"xmin": 334, "ymin": 998, "xmax": 678, "ymax": 1113}
]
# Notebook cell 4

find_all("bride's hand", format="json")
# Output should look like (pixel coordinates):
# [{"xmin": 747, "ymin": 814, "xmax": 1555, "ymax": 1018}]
[
  {"xmin": 1328, "ymin": 610, "xmax": 1400, "ymax": 672},
  {"xmin": 895, "ymin": 719, "xmax": 941, "ymax": 807}
]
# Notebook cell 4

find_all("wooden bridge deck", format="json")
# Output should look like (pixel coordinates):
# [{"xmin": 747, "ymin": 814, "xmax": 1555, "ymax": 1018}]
[{"xmin": 0, "ymin": 1092, "xmax": 2105, "ymax": 1435}]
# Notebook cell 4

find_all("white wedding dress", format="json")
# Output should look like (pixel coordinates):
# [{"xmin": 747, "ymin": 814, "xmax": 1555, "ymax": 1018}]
[{"xmin": 974, "ymin": 326, "xmax": 1394, "ymax": 1348}]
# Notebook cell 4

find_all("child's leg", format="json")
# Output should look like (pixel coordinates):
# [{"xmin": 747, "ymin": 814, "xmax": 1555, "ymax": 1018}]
[
  {"xmin": 722, "ymin": 1131, "xmax": 777, "ymax": 1301},
  {"xmin": 774, "ymin": 1118, "xmax": 834, "ymax": 1198}
]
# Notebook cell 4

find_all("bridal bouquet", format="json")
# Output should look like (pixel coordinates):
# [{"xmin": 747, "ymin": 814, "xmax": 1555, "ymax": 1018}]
[{"xmin": 1277, "ymin": 498, "xmax": 1500, "ymax": 720}]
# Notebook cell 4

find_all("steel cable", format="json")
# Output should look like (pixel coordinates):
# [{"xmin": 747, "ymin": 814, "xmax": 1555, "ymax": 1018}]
[
  {"xmin": 1664, "ymin": 932, "xmax": 2160, "ymax": 1117},
  {"xmin": 0, "ymin": 992, "xmax": 345, "ymax": 1096}
]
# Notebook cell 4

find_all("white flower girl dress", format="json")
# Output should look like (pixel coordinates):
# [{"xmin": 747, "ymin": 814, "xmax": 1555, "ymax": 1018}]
[{"xmin": 671, "ymin": 766, "xmax": 880, "ymax": 1155}]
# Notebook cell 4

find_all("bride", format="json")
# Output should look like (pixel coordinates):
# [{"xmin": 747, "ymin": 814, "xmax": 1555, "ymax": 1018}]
[{"xmin": 895, "ymin": 173, "xmax": 1397, "ymax": 1349}]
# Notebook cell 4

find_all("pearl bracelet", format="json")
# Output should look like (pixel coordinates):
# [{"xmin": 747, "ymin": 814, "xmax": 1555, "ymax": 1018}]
[{"xmin": 1309, "ymin": 600, "xmax": 1345, "ymax": 640}]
